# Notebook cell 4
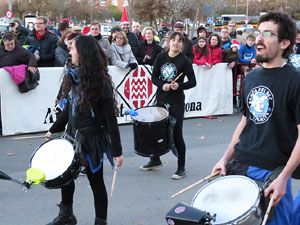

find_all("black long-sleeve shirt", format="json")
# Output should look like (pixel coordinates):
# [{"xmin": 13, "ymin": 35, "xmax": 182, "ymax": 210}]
[
  {"xmin": 152, "ymin": 51, "xmax": 196, "ymax": 104},
  {"xmin": 50, "ymin": 84, "xmax": 122, "ymax": 158}
]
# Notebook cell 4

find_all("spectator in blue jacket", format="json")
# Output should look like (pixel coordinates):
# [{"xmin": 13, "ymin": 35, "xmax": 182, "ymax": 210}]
[
  {"xmin": 238, "ymin": 34, "xmax": 256, "ymax": 63},
  {"xmin": 238, "ymin": 34, "xmax": 257, "ymax": 74}
]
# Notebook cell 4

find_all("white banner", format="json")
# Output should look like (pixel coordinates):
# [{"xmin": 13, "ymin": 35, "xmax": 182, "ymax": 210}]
[{"xmin": 0, "ymin": 64, "xmax": 232, "ymax": 136}]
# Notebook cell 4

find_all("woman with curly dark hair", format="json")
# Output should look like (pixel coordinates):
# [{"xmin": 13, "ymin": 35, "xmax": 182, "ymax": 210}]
[{"xmin": 45, "ymin": 35, "xmax": 123, "ymax": 225}]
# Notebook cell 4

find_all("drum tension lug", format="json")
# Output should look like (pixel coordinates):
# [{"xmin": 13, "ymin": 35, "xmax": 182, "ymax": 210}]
[{"xmin": 204, "ymin": 213, "xmax": 216, "ymax": 225}]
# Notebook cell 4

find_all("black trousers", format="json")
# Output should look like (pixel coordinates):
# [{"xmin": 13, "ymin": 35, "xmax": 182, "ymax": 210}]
[
  {"xmin": 152, "ymin": 100, "xmax": 186, "ymax": 167},
  {"xmin": 61, "ymin": 165, "xmax": 108, "ymax": 219}
]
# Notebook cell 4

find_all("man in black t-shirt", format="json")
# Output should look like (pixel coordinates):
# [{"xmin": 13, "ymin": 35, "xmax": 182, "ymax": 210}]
[{"xmin": 212, "ymin": 12, "xmax": 300, "ymax": 225}]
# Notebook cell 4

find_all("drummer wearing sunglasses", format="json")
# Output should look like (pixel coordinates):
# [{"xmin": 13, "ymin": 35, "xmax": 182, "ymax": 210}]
[
  {"xmin": 212, "ymin": 12, "xmax": 300, "ymax": 225},
  {"xmin": 45, "ymin": 35, "xmax": 123, "ymax": 225}
]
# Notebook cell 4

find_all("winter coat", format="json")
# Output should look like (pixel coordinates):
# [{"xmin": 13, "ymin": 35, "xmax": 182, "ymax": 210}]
[
  {"xmin": 93, "ymin": 34, "xmax": 114, "ymax": 64},
  {"xmin": 221, "ymin": 38, "xmax": 232, "ymax": 50},
  {"xmin": 183, "ymin": 35, "xmax": 195, "ymax": 63},
  {"xmin": 135, "ymin": 39, "xmax": 163, "ymax": 66},
  {"xmin": 0, "ymin": 45, "xmax": 37, "ymax": 68},
  {"xmin": 111, "ymin": 43, "xmax": 137, "ymax": 69},
  {"xmin": 55, "ymin": 42, "xmax": 69, "ymax": 67},
  {"xmin": 24, "ymin": 29, "xmax": 58, "ymax": 67},
  {"xmin": 126, "ymin": 31, "xmax": 139, "ymax": 56},
  {"xmin": 208, "ymin": 44, "xmax": 222, "ymax": 65},
  {"xmin": 192, "ymin": 46, "xmax": 211, "ymax": 65},
  {"xmin": 238, "ymin": 44, "xmax": 256, "ymax": 64},
  {"xmin": 15, "ymin": 24, "xmax": 29, "ymax": 46}
]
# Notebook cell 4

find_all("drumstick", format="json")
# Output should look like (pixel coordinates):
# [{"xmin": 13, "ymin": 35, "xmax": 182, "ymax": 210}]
[
  {"xmin": 166, "ymin": 70, "xmax": 174, "ymax": 82},
  {"xmin": 261, "ymin": 195, "xmax": 275, "ymax": 225},
  {"xmin": 12, "ymin": 135, "xmax": 46, "ymax": 140},
  {"xmin": 171, "ymin": 171, "xmax": 220, "ymax": 198},
  {"xmin": 173, "ymin": 72, "xmax": 184, "ymax": 82},
  {"xmin": 110, "ymin": 163, "xmax": 118, "ymax": 197}
]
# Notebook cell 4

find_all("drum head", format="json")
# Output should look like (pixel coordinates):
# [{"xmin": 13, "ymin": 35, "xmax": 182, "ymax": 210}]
[
  {"xmin": 133, "ymin": 107, "xmax": 169, "ymax": 122},
  {"xmin": 191, "ymin": 175, "xmax": 260, "ymax": 224},
  {"xmin": 30, "ymin": 139, "xmax": 74, "ymax": 180}
]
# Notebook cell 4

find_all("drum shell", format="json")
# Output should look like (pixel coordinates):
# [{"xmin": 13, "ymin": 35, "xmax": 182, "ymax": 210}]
[
  {"xmin": 30, "ymin": 139, "xmax": 81, "ymax": 189},
  {"xmin": 42, "ymin": 156, "xmax": 81, "ymax": 189},
  {"xmin": 191, "ymin": 175, "xmax": 262, "ymax": 225},
  {"xmin": 133, "ymin": 117, "xmax": 170, "ymax": 157}
]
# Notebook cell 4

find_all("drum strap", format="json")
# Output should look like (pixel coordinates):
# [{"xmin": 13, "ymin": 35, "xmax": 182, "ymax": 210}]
[{"xmin": 259, "ymin": 166, "xmax": 284, "ymax": 221}]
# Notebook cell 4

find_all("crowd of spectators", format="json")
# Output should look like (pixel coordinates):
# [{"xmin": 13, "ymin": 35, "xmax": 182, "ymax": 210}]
[{"xmin": 1, "ymin": 15, "xmax": 300, "ymax": 85}]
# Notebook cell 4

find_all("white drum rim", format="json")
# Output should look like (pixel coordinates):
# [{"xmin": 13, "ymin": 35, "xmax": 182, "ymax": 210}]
[
  {"xmin": 30, "ymin": 139, "xmax": 75, "ymax": 181},
  {"xmin": 191, "ymin": 175, "xmax": 260, "ymax": 225},
  {"xmin": 132, "ymin": 106, "xmax": 169, "ymax": 122}
]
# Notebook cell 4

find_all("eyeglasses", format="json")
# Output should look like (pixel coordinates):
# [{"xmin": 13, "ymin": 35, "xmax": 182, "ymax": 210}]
[{"xmin": 253, "ymin": 30, "xmax": 278, "ymax": 37}]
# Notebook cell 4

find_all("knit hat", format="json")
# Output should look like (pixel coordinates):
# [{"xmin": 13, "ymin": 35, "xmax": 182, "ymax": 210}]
[
  {"xmin": 120, "ymin": 7, "xmax": 130, "ymax": 25},
  {"xmin": 12, "ymin": 18, "xmax": 22, "ymax": 25},
  {"xmin": 231, "ymin": 40, "xmax": 240, "ymax": 49},
  {"xmin": 111, "ymin": 27, "xmax": 121, "ymax": 33}
]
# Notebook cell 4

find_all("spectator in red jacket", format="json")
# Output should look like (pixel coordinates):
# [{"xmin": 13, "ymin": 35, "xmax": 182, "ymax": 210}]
[
  {"xmin": 207, "ymin": 33, "xmax": 222, "ymax": 65},
  {"xmin": 193, "ymin": 36, "xmax": 212, "ymax": 68}
]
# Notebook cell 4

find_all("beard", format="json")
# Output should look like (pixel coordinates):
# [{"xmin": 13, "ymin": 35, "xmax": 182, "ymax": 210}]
[{"xmin": 256, "ymin": 54, "xmax": 270, "ymax": 63}]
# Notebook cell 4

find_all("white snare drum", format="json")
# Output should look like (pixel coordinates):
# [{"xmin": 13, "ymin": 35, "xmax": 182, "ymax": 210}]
[
  {"xmin": 191, "ymin": 175, "xmax": 262, "ymax": 225},
  {"xmin": 30, "ymin": 139, "xmax": 81, "ymax": 189}
]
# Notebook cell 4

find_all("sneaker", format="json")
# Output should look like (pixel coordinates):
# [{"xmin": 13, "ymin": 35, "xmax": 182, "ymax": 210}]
[
  {"xmin": 79, "ymin": 168, "xmax": 87, "ymax": 176},
  {"xmin": 139, "ymin": 159, "xmax": 163, "ymax": 171},
  {"xmin": 171, "ymin": 167, "xmax": 186, "ymax": 180}
]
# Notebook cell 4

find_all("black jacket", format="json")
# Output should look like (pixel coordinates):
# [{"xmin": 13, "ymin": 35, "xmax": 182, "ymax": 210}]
[
  {"xmin": 24, "ymin": 29, "xmax": 58, "ymax": 67},
  {"xmin": 0, "ymin": 45, "xmax": 37, "ymax": 68},
  {"xmin": 183, "ymin": 35, "xmax": 194, "ymax": 64},
  {"xmin": 126, "ymin": 31, "xmax": 139, "ymax": 56},
  {"xmin": 135, "ymin": 39, "xmax": 163, "ymax": 66}
]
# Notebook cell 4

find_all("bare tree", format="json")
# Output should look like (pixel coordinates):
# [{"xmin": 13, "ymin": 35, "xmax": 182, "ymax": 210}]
[{"xmin": 131, "ymin": 0, "xmax": 169, "ymax": 28}]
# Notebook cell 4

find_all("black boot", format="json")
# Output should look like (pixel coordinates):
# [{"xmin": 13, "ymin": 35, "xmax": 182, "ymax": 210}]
[
  {"xmin": 46, "ymin": 202, "xmax": 77, "ymax": 225},
  {"xmin": 95, "ymin": 218, "xmax": 107, "ymax": 225}
]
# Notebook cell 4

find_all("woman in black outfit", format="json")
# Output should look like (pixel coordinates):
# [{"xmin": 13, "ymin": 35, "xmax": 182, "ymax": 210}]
[
  {"xmin": 135, "ymin": 27, "xmax": 162, "ymax": 66},
  {"xmin": 45, "ymin": 35, "xmax": 123, "ymax": 225},
  {"xmin": 139, "ymin": 32, "xmax": 196, "ymax": 179}
]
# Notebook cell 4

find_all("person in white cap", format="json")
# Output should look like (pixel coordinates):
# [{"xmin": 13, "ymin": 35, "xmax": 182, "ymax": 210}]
[{"xmin": 120, "ymin": 7, "xmax": 138, "ymax": 55}]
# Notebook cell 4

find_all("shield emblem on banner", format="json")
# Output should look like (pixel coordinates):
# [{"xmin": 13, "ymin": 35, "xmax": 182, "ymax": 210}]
[{"xmin": 116, "ymin": 66, "xmax": 156, "ymax": 109}]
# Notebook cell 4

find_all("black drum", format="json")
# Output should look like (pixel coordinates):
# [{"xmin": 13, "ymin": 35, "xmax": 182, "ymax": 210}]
[
  {"xmin": 30, "ymin": 139, "xmax": 81, "ymax": 189},
  {"xmin": 132, "ymin": 106, "xmax": 170, "ymax": 157}
]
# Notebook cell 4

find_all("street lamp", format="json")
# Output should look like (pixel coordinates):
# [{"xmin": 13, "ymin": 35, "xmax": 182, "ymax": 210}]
[
  {"xmin": 9, "ymin": 0, "xmax": 12, "ymax": 10},
  {"xmin": 246, "ymin": 0, "xmax": 248, "ymax": 18}
]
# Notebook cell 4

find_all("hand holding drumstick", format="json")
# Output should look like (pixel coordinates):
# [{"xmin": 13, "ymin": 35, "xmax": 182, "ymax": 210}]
[{"xmin": 110, "ymin": 155, "xmax": 123, "ymax": 197}]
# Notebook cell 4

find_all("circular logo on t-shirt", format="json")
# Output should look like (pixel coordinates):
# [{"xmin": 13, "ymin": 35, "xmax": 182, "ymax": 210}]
[
  {"xmin": 247, "ymin": 85, "xmax": 274, "ymax": 124},
  {"xmin": 161, "ymin": 63, "xmax": 177, "ymax": 82}
]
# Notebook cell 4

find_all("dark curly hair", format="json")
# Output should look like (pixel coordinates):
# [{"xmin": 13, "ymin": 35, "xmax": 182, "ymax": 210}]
[
  {"xmin": 72, "ymin": 35, "xmax": 117, "ymax": 113},
  {"xmin": 259, "ymin": 12, "xmax": 296, "ymax": 58}
]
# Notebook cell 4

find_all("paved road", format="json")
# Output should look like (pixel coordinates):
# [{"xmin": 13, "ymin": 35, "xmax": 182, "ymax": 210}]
[{"xmin": 1, "ymin": 111, "xmax": 299, "ymax": 225}]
